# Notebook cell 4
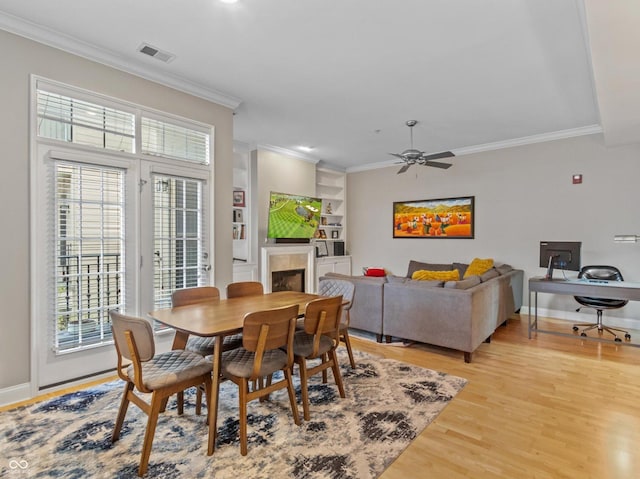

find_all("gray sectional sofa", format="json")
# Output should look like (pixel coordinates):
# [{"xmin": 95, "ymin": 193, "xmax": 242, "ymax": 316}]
[{"xmin": 322, "ymin": 260, "xmax": 524, "ymax": 362}]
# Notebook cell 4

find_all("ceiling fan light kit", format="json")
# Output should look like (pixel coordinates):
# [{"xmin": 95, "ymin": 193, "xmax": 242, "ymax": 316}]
[{"xmin": 391, "ymin": 120, "xmax": 455, "ymax": 174}]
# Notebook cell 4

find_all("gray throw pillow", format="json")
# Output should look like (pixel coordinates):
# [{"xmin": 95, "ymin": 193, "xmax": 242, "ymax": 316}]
[{"xmin": 452, "ymin": 262, "xmax": 469, "ymax": 278}]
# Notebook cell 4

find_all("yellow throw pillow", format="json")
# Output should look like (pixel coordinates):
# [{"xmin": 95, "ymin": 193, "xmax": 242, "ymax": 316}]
[
  {"xmin": 412, "ymin": 269, "xmax": 460, "ymax": 281},
  {"xmin": 464, "ymin": 258, "xmax": 494, "ymax": 278}
]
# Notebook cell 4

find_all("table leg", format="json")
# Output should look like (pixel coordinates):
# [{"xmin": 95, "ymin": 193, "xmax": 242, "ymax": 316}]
[
  {"xmin": 172, "ymin": 331, "xmax": 189, "ymax": 350},
  {"xmin": 207, "ymin": 335, "xmax": 223, "ymax": 455}
]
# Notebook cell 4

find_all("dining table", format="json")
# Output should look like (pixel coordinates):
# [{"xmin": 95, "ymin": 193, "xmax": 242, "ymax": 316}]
[{"xmin": 148, "ymin": 290, "xmax": 319, "ymax": 455}]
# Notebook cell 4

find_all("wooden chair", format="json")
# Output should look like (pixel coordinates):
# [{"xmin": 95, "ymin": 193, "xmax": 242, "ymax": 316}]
[
  {"xmin": 171, "ymin": 286, "xmax": 242, "ymax": 414},
  {"xmin": 110, "ymin": 311, "xmax": 212, "ymax": 477},
  {"xmin": 220, "ymin": 304, "xmax": 301, "ymax": 455},
  {"xmin": 226, "ymin": 281, "xmax": 264, "ymax": 299},
  {"xmin": 292, "ymin": 295, "xmax": 346, "ymax": 421},
  {"xmin": 318, "ymin": 278, "xmax": 356, "ymax": 368}
]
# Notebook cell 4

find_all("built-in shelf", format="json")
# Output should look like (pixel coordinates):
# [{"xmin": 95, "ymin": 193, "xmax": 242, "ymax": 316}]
[{"xmin": 316, "ymin": 167, "xmax": 346, "ymax": 256}]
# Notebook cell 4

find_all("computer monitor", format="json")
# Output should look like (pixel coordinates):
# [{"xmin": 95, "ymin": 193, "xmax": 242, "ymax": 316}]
[{"xmin": 539, "ymin": 241, "xmax": 581, "ymax": 280}]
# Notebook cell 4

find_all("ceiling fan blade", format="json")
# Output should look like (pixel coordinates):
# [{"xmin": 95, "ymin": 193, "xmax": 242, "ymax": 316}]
[
  {"xmin": 397, "ymin": 163, "xmax": 411, "ymax": 174},
  {"xmin": 421, "ymin": 151, "xmax": 455, "ymax": 161},
  {"xmin": 424, "ymin": 160, "xmax": 452, "ymax": 169}
]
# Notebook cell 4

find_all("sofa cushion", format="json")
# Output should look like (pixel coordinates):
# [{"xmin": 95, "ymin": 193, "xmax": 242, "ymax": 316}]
[
  {"xmin": 463, "ymin": 258, "xmax": 494, "ymax": 278},
  {"xmin": 480, "ymin": 268, "xmax": 500, "ymax": 282},
  {"xmin": 412, "ymin": 269, "xmax": 460, "ymax": 281},
  {"xmin": 404, "ymin": 279, "xmax": 445, "ymax": 288},
  {"xmin": 495, "ymin": 263, "xmax": 514, "ymax": 275},
  {"xmin": 387, "ymin": 275, "xmax": 408, "ymax": 284},
  {"xmin": 444, "ymin": 275, "xmax": 481, "ymax": 289},
  {"xmin": 452, "ymin": 262, "xmax": 469, "ymax": 278},
  {"xmin": 406, "ymin": 260, "xmax": 452, "ymax": 278}
]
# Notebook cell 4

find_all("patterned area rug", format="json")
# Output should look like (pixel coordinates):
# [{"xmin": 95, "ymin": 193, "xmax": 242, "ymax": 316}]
[{"xmin": 1, "ymin": 350, "xmax": 466, "ymax": 478}]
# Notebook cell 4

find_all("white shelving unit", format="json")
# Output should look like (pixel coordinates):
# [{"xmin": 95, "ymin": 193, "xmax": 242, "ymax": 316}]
[
  {"xmin": 315, "ymin": 167, "xmax": 350, "ymax": 287},
  {"xmin": 316, "ymin": 167, "xmax": 346, "ymax": 255},
  {"xmin": 232, "ymin": 148, "xmax": 258, "ymax": 282}
]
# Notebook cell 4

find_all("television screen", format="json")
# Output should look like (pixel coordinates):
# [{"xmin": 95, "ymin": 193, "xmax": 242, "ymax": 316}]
[{"xmin": 267, "ymin": 192, "xmax": 322, "ymax": 239}]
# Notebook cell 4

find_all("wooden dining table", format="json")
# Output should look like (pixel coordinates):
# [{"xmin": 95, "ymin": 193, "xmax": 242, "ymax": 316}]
[{"xmin": 148, "ymin": 290, "xmax": 319, "ymax": 456}]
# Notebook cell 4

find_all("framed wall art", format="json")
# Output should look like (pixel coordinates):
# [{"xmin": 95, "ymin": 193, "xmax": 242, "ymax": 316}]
[
  {"xmin": 393, "ymin": 196, "xmax": 474, "ymax": 239},
  {"xmin": 233, "ymin": 190, "xmax": 245, "ymax": 207}
]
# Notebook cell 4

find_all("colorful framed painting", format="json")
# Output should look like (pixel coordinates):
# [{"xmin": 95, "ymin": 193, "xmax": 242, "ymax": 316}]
[{"xmin": 393, "ymin": 196, "xmax": 474, "ymax": 239}]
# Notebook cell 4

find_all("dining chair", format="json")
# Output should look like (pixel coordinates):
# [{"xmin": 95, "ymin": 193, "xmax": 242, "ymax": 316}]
[
  {"xmin": 292, "ymin": 295, "xmax": 346, "ymax": 421},
  {"xmin": 318, "ymin": 278, "xmax": 356, "ymax": 368},
  {"xmin": 110, "ymin": 311, "xmax": 212, "ymax": 477},
  {"xmin": 171, "ymin": 286, "xmax": 242, "ymax": 414},
  {"xmin": 220, "ymin": 304, "xmax": 301, "ymax": 455},
  {"xmin": 226, "ymin": 281, "xmax": 264, "ymax": 299}
]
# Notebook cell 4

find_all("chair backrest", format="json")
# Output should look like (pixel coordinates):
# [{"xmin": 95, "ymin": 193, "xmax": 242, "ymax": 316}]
[
  {"xmin": 172, "ymin": 286, "xmax": 220, "ymax": 307},
  {"xmin": 578, "ymin": 265, "xmax": 624, "ymax": 282},
  {"xmin": 110, "ymin": 311, "xmax": 155, "ymax": 362},
  {"xmin": 226, "ymin": 281, "xmax": 264, "ymax": 299},
  {"xmin": 303, "ymin": 295, "xmax": 344, "ymax": 336},
  {"xmin": 575, "ymin": 265, "xmax": 628, "ymax": 308},
  {"xmin": 318, "ymin": 279, "xmax": 355, "ymax": 311},
  {"xmin": 242, "ymin": 304, "xmax": 299, "ymax": 352}
]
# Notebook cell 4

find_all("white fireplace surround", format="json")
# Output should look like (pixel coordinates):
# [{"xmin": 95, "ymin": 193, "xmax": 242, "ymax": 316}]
[{"xmin": 261, "ymin": 245, "xmax": 316, "ymax": 293}]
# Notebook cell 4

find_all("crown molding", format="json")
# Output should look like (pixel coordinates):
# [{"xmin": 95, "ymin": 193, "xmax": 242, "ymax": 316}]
[
  {"xmin": 346, "ymin": 124, "xmax": 603, "ymax": 173},
  {"xmin": 0, "ymin": 12, "xmax": 242, "ymax": 110}
]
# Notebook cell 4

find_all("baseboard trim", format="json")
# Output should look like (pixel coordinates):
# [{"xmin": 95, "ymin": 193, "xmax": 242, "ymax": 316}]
[
  {"xmin": 0, "ymin": 382, "xmax": 31, "ymax": 408},
  {"xmin": 518, "ymin": 307, "xmax": 639, "ymax": 330}
]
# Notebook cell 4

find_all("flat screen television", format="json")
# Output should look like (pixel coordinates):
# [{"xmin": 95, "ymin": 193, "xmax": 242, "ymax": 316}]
[
  {"xmin": 267, "ymin": 191, "xmax": 322, "ymax": 241},
  {"xmin": 539, "ymin": 241, "xmax": 581, "ymax": 280}
]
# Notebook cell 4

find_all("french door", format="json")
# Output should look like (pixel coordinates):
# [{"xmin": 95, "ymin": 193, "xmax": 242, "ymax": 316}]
[{"xmin": 33, "ymin": 147, "xmax": 211, "ymax": 389}]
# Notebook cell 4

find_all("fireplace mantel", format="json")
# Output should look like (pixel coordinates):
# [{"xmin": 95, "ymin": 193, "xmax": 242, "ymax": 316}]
[{"xmin": 261, "ymin": 245, "xmax": 316, "ymax": 293}]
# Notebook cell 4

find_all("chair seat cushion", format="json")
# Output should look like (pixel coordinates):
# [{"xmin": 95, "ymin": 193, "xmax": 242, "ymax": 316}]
[
  {"xmin": 292, "ymin": 331, "xmax": 334, "ymax": 358},
  {"xmin": 127, "ymin": 350, "xmax": 211, "ymax": 390},
  {"xmin": 221, "ymin": 348, "xmax": 288, "ymax": 378},
  {"xmin": 186, "ymin": 334, "xmax": 243, "ymax": 356}
]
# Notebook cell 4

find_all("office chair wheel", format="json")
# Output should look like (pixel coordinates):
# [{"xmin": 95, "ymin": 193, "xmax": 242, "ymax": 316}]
[
  {"xmin": 614, "ymin": 337, "xmax": 622, "ymax": 343},
  {"xmin": 580, "ymin": 332, "xmax": 587, "ymax": 337},
  {"xmin": 572, "ymin": 326, "xmax": 579, "ymax": 332},
  {"xmin": 625, "ymin": 333, "xmax": 631, "ymax": 340}
]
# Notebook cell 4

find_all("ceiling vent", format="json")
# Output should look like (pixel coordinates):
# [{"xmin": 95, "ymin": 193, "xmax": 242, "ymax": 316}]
[{"xmin": 137, "ymin": 43, "xmax": 175, "ymax": 63}]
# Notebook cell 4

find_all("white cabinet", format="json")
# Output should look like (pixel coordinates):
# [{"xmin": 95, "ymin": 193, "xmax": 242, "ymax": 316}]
[{"xmin": 316, "ymin": 256, "xmax": 352, "ymax": 288}]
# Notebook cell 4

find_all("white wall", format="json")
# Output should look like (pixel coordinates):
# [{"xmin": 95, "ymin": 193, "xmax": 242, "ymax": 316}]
[
  {"xmin": 0, "ymin": 30, "xmax": 234, "ymax": 392},
  {"xmin": 254, "ymin": 149, "xmax": 318, "ymax": 247},
  {"xmin": 347, "ymin": 134, "xmax": 640, "ymax": 322}
]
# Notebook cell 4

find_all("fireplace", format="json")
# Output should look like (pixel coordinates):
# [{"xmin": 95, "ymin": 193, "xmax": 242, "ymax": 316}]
[
  {"xmin": 261, "ymin": 245, "xmax": 316, "ymax": 293},
  {"xmin": 272, "ymin": 268, "xmax": 305, "ymax": 293}
]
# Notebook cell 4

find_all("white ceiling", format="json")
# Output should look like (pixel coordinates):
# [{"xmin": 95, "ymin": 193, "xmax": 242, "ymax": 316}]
[{"xmin": 0, "ymin": 0, "xmax": 633, "ymax": 171}]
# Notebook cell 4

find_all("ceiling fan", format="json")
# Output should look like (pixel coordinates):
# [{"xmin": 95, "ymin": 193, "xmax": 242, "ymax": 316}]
[{"xmin": 390, "ymin": 120, "xmax": 454, "ymax": 174}]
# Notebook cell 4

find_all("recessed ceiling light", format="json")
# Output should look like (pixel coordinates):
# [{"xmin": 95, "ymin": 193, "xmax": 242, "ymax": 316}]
[
  {"xmin": 298, "ymin": 146, "xmax": 314, "ymax": 152},
  {"xmin": 220, "ymin": 0, "xmax": 238, "ymax": 4}
]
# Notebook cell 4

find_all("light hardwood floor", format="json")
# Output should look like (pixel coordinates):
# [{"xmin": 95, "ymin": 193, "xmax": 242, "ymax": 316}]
[
  {"xmin": 3, "ymin": 315, "xmax": 639, "ymax": 478},
  {"xmin": 365, "ymin": 315, "xmax": 640, "ymax": 479}
]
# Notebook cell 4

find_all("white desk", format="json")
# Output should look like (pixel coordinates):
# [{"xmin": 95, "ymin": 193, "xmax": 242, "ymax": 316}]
[{"xmin": 528, "ymin": 277, "xmax": 640, "ymax": 345}]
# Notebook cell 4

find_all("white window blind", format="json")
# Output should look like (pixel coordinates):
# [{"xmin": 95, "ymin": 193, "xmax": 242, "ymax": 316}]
[
  {"xmin": 37, "ymin": 90, "xmax": 135, "ymax": 153},
  {"xmin": 142, "ymin": 117, "xmax": 210, "ymax": 164},
  {"xmin": 54, "ymin": 161, "xmax": 125, "ymax": 351},
  {"xmin": 153, "ymin": 174, "xmax": 205, "ymax": 310}
]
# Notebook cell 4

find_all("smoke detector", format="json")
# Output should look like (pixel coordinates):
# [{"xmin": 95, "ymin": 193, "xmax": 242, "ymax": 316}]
[{"xmin": 137, "ymin": 43, "xmax": 175, "ymax": 63}]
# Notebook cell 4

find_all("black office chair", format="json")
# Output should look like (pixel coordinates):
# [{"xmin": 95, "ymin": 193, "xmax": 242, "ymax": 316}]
[{"xmin": 572, "ymin": 265, "xmax": 631, "ymax": 342}]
